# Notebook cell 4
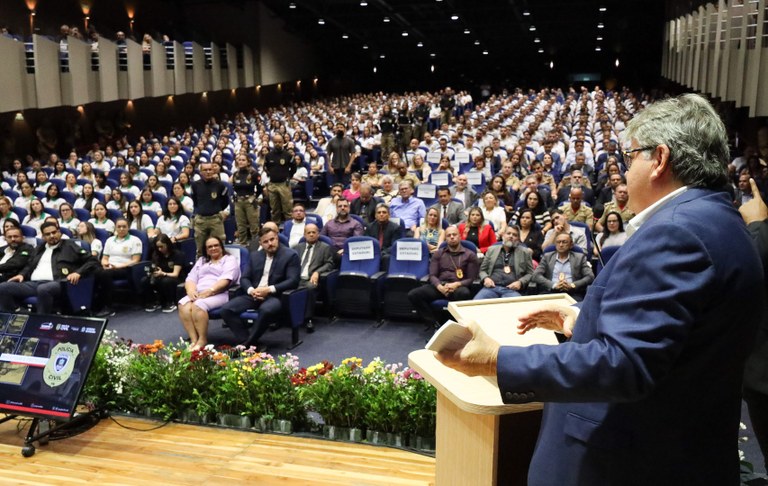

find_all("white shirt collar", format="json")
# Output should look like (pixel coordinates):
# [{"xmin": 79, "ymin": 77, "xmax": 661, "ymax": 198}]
[{"xmin": 626, "ymin": 186, "xmax": 689, "ymax": 238}]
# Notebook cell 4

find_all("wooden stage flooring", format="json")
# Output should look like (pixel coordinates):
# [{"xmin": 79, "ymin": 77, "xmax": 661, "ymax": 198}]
[{"xmin": 0, "ymin": 415, "xmax": 435, "ymax": 485}]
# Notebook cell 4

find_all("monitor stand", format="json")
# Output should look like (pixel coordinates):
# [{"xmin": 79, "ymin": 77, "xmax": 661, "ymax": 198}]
[{"xmin": 0, "ymin": 409, "xmax": 102, "ymax": 457}]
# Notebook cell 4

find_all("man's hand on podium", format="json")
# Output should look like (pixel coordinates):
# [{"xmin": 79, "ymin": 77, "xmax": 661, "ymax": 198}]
[
  {"xmin": 436, "ymin": 320, "xmax": 500, "ymax": 377},
  {"xmin": 517, "ymin": 303, "xmax": 577, "ymax": 339}
]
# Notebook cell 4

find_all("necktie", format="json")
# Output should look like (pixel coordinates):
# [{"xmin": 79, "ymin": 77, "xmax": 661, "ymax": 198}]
[
  {"xmin": 442, "ymin": 205, "xmax": 447, "ymax": 220},
  {"xmin": 301, "ymin": 244, "xmax": 313, "ymax": 279}
]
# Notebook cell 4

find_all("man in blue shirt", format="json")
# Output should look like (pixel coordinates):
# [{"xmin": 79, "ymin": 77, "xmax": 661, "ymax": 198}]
[{"xmin": 389, "ymin": 180, "xmax": 425, "ymax": 236}]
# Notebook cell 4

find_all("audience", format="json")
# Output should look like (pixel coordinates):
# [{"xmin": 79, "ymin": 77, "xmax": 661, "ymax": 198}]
[{"xmin": 0, "ymin": 85, "xmax": 677, "ymax": 342}]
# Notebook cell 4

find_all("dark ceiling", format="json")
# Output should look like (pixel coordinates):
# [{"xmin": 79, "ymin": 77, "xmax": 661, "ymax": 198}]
[{"xmin": 260, "ymin": 0, "xmax": 666, "ymax": 89}]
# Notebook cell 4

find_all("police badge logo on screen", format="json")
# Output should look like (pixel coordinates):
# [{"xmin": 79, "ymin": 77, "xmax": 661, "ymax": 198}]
[{"xmin": 43, "ymin": 342, "xmax": 80, "ymax": 388}]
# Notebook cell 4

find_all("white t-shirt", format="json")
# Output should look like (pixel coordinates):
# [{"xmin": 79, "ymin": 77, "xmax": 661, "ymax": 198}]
[
  {"xmin": 129, "ymin": 214, "xmax": 154, "ymax": 232},
  {"xmin": 89, "ymin": 218, "xmax": 115, "ymax": 234},
  {"xmin": 156, "ymin": 215, "xmax": 190, "ymax": 239},
  {"xmin": 103, "ymin": 234, "xmax": 142, "ymax": 266}
]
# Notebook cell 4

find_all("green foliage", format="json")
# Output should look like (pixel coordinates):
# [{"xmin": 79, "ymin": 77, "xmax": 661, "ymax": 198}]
[{"xmin": 81, "ymin": 336, "xmax": 436, "ymax": 439}]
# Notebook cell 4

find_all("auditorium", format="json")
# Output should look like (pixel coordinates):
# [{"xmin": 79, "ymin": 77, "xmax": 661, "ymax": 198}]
[{"xmin": 0, "ymin": 0, "xmax": 766, "ymax": 484}]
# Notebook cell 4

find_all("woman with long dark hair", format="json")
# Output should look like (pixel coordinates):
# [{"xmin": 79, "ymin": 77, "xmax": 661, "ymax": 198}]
[
  {"xmin": 156, "ymin": 197, "xmax": 191, "ymax": 244},
  {"xmin": 127, "ymin": 200, "xmax": 159, "ymax": 239},
  {"xmin": 142, "ymin": 233, "xmax": 186, "ymax": 313},
  {"xmin": 510, "ymin": 191, "xmax": 552, "ymax": 233},
  {"xmin": 595, "ymin": 210, "xmax": 627, "ymax": 256},
  {"xmin": 516, "ymin": 208, "xmax": 544, "ymax": 262},
  {"xmin": 457, "ymin": 206, "xmax": 496, "ymax": 254}
]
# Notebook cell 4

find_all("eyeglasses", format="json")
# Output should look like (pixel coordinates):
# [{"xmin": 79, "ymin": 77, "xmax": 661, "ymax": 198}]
[{"xmin": 622, "ymin": 146, "xmax": 656, "ymax": 168}]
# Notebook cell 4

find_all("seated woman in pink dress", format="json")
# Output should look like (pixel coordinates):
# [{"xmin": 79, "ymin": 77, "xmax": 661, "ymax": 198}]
[{"xmin": 178, "ymin": 236, "xmax": 240, "ymax": 350}]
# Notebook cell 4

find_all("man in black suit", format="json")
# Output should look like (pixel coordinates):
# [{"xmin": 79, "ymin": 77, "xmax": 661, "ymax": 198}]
[
  {"xmin": 365, "ymin": 203, "xmax": 403, "ymax": 270},
  {"xmin": 292, "ymin": 223, "xmax": 335, "ymax": 332},
  {"xmin": 220, "ymin": 226, "xmax": 300, "ymax": 348},
  {"xmin": 349, "ymin": 183, "xmax": 377, "ymax": 225},
  {"xmin": 431, "ymin": 186, "xmax": 464, "ymax": 225},
  {"xmin": 0, "ymin": 226, "xmax": 34, "ymax": 282},
  {"xmin": 0, "ymin": 221, "xmax": 98, "ymax": 315},
  {"xmin": 739, "ymin": 177, "xmax": 768, "ymax": 471}
]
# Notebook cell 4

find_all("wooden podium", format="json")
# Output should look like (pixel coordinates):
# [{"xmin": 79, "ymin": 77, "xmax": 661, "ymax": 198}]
[{"xmin": 408, "ymin": 294, "xmax": 574, "ymax": 486}]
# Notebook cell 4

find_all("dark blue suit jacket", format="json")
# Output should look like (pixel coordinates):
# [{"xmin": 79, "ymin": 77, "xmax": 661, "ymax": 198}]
[
  {"xmin": 240, "ymin": 245, "xmax": 300, "ymax": 295},
  {"xmin": 497, "ymin": 188, "xmax": 764, "ymax": 485}
]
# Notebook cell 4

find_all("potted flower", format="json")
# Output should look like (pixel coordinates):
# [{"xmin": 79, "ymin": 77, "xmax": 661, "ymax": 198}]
[
  {"xmin": 362, "ymin": 359, "xmax": 410, "ymax": 446},
  {"xmin": 122, "ymin": 340, "xmax": 193, "ymax": 420},
  {"xmin": 80, "ymin": 329, "xmax": 133, "ymax": 412},
  {"xmin": 258, "ymin": 353, "xmax": 306, "ymax": 433},
  {"xmin": 176, "ymin": 346, "xmax": 232, "ymax": 424},
  {"xmin": 402, "ymin": 368, "xmax": 436, "ymax": 450},
  {"xmin": 300, "ymin": 357, "xmax": 366, "ymax": 441}
]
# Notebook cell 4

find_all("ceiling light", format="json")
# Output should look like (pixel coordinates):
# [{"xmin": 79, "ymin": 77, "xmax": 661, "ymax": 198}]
[
  {"xmin": 599, "ymin": 6, "xmax": 607, "ymax": 12},
  {"xmin": 360, "ymin": 0, "xmax": 368, "ymax": 5},
  {"xmin": 529, "ymin": 25, "xmax": 536, "ymax": 31},
  {"xmin": 596, "ymin": 36, "xmax": 603, "ymax": 41},
  {"xmin": 595, "ymin": 46, "xmax": 602, "ymax": 51},
  {"xmin": 342, "ymin": 34, "xmax": 349, "ymax": 39},
  {"xmin": 430, "ymin": 52, "xmax": 436, "ymax": 57},
  {"xmin": 550, "ymin": 61, "xmax": 554, "ymax": 69},
  {"xmin": 430, "ymin": 65, "xmax": 435, "ymax": 72},
  {"xmin": 597, "ymin": 23, "xmax": 604, "ymax": 29},
  {"xmin": 289, "ymin": 3, "xmax": 296, "ymax": 8},
  {"xmin": 373, "ymin": 66, "xmax": 377, "ymax": 73},
  {"xmin": 362, "ymin": 44, "xmax": 369, "ymax": 49},
  {"xmin": 482, "ymin": 50, "xmax": 489, "ymax": 55},
  {"xmin": 474, "ymin": 40, "xmax": 480, "ymax": 45},
  {"xmin": 615, "ymin": 58, "xmax": 620, "ymax": 67},
  {"xmin": 402, "ymin": 31, "xmax": 409, "ymax": 37},
  {"xmin": 538, "ymin": 48, "xmax": 544, "ymax": 53},
  {"xmin": 523, "ymin": 10, "xmax": 530, "ymax": 16},
  {"xmin": 380, "ymin": 54, "xmax": 386, "ymax": 59},
  {"xmin": 451, "ymin": 15, "xmax": 459, "ymax": 20},
  {"xmin": 317, "ymin": 18, "xmax": 325, "ymax": 25},
  {"xmin": 464, "ymin": 29, "xmax": 471, "ymax": 34},
  {"xmin": 417, "ymin": 41, "xmax": 424, "ymax": 47},
  {"xmin": 534, "ymin": 38, "xmax": 540, "ymax": 43},
  {"xmin": 383, "ymin": 16, "xmax": 390, "ymax": 22}
]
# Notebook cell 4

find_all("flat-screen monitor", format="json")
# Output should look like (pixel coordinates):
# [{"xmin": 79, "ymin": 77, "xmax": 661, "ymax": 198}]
[{"xmin": 0, "ymin": 313, "xmax": 107, "ymax": 420}]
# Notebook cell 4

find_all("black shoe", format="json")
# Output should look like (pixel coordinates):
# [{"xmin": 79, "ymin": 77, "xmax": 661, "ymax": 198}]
[
  {"xmin": 306, "ymin": 320, "xmax": 315, "ymax": 334},
  {"xmin": 95, "ymin": 308, "xmax": 116, "ymax": 318}
]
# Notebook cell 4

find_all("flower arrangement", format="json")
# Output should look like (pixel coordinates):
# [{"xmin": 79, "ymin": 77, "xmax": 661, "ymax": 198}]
[
  {"xmin": 401, "ymin": 368, "xmax": 436, "ymax": 438},
  {"xmin": 362, "ymin": 359, "xmax": 410, "ymax": 434},
  {"xmin": 82, "ymin": 334, "xmax": 437, "ymax": 445},
  {"xmin": 299, "ymin": 357, "xmax": 367, "ymax": 429},
  {"xmin": 80, "ymin": 329, "xmax": 133, "ymax": 411}
]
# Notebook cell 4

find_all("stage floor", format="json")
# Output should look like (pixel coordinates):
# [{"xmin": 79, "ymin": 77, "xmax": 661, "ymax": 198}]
[{"xmin": 0, "ymin": 415, "xmax": 435, "ymax": 485}]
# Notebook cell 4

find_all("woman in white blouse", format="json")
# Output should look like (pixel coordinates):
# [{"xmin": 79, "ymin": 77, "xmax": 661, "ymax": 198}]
[
  {"xmin": 156, "ymin": 197, "xmax": 190, "ymax": 244},
  {"xmin": 127, "ymin": 200, "xmax": 159, "ymax": 239},
  {"xmin": 479, "ymin": 192, "xmax": 507, "ymax": 239}
]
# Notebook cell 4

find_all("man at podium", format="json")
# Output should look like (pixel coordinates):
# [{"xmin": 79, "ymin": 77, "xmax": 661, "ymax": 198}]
[{"xmin": 438, "ymin": 94, "xmax": 764, "ymax": 486}]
